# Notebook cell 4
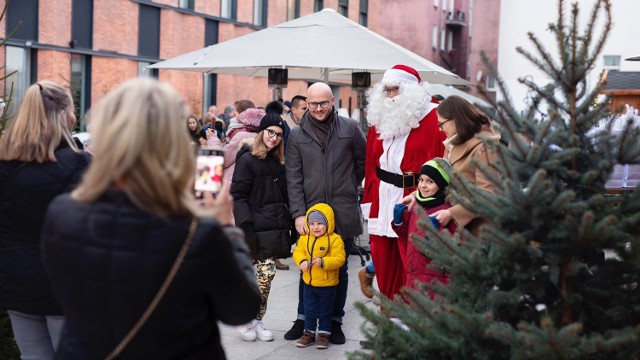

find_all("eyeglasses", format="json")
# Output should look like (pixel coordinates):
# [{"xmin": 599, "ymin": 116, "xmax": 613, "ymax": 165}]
[
  {"xmin": 307, "ymin": 100, "xmax": 331, "ymax": 110},
  {"xmin": 266, "ymin": 129, "xmax": 283, "ymax": 140},
  {"xmin": 438, "ymin": 119, "xmax": 452, "ymax": 129},
  {"xmin": 383, "ymin": 86, "xmax": 400, "ymax": 95}
]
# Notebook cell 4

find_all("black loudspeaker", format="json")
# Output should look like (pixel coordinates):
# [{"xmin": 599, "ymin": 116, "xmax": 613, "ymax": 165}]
[{"xmin": 268, "ymin": 68, "xmax": 288, "ymax": 86}]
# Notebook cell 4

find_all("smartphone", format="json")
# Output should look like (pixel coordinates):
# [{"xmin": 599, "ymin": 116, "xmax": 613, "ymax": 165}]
[{"xmin": 194, "ymin": 146, "xmax": 224, "ymax": 197}]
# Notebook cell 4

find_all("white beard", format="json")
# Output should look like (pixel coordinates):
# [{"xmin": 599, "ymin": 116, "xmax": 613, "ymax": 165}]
[{"xmin": 366, "ymin": 82, "xmax": 431, "ymax": 139}]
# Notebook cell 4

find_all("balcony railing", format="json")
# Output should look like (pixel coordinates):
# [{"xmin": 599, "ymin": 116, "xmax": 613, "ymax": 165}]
[{"xmin": 446, "ymin": 9, "xmax": 466, "ymax": 27}]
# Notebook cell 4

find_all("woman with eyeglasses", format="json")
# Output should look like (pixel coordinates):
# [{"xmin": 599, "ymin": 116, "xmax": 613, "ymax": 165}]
[
  {"xmin": 230, "ymin": 101, "xmax": 293, "ymax": 343},
  {"xmin": 429, "ymin": 95, "xmax": 501, "ymax": 235}
]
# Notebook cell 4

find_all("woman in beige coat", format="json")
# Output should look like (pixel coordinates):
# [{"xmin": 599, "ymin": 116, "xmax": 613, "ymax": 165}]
[{"xmin": 430, "ymin": 95, "xmax": 501, "ymax": 235}]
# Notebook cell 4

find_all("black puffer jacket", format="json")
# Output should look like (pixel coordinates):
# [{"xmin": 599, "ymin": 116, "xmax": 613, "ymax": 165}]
[
  {"xmin": 41, "ymin": 190, "xmax": 260, "ymax": 360},
  {"xmin": 231, "ymin": 145, "xmax": 293, "ymax": 260},
  {"xmin": 0, "ymin": 142, "xmax": 90, "ymax": 314}
]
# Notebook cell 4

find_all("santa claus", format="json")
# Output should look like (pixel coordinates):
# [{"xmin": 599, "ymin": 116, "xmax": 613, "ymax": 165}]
[{"xmin": 361, "ymin": 64, "xmax": 447, "ymax": 299}]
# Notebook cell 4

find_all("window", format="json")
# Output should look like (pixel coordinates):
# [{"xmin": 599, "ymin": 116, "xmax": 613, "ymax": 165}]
[
  {"xmin": 4, "ymin": 46, "xmax": 31, "ymax": 116},
  {"xmin": 287, "ymin": 0, "xmax": 300, "ymax": 20},
  {"xmin": 449, "ymin": 0, "xmax": 454, "ymax": 12},
  {"xmin": 314, "ymin": 0, "xmax": 324, "ymax": 12},
  {"xmin": 72, "ymin": 0, "xmax": 93, "ymax": 49},
  {"xmin": 339, "ymin": 0, "xmax": 348, "ymax": 17},
  {"xmin": 179, "ymin": 0, "xmax": 194, "ymax": 10},
  {"xmin": 441, "ymin": 0, "xmax": 447, "ymax": 11},
  {"xmin": 447, "ymin": 30, "xmax": 453, "ymax": 51},
  {"xmin": 603, "ymin": 55, "xmax": 621, "ymax": 69},
  {"xmin": 432, "ymin": 25, "xmax": 438, "ymax": 50},
  {"xmin": 221, "ymin": 0, "xmax": 236, "ymax": 20},
  {"xmin": 138, "ymin": 61, "xmax": 158, "ymax": 78},
  {"xmin": 70, "ymin": 54, "xmax": 92, "ymax": 131},
  {"xmin": 138, "ymin": 5, "xmax": 160, "ymax": 58},
  {"xmin": 486, "ymin": 74, "xmax": 496, "ymax": 91},
  {"xmin": 254, "ymin": 0, "xmax": 267, "ymax": 26},
  {"xmin": 440, "ymin": 28, "xmax": 446, "ymax": 51},
  {"xmin": 434, "ymin": 0, "xmax": 438, "ymax": 8},
  {"xmin": 359, "ymin": 0, "xmax": 368, "ymax": 26},
  {"xmin": 7, "ymin": 0, "xmax": 38, "ymax": 41}
]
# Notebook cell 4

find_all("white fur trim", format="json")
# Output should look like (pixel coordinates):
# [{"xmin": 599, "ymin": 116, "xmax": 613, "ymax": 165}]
[{"xmin": 382, "ymin": 68, "xmax": 420, "ymax": 85}]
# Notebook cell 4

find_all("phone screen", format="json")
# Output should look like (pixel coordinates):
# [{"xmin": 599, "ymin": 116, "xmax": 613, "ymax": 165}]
[{"xmin": 194, "ymin": 147, "xmax": 224, "ymax": 195}]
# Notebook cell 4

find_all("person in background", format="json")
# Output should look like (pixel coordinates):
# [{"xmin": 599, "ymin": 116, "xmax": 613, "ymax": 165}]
[
  {"xmin": 41, "ymin": 78, "xmax": 260, "ymax": 359},
  {"xmin": 293, "ymin": 203, "xmax": 346, "ymax": 350},
  {"xmin": 284, "ymin": 95, "xmax": 308, "ymax": 129},
  {"xmin": 200, "ymin": 105, "xmax": 219, "ymax": 126},
  {"xmin": 428, "ymin": 95, "xmax": 501, "ymax": 235},
  {"xmin": 225, "ymin": 99, "xmax": 255, "ymax": 138},
  {"xmin": 0, "ymin": 81, "xmax": 91, "ymax": 359},
  {"xmin": 231, "ymin": 101, "xmax": 292, "ymax": 342},
  {"xmin": 392, "ymin": 158, "xmax": 457, "ymax": 295},
  {"xmin": 361, "ymin": 64, "xmax": 446, "ymax": 300},
  {"xmin": 284, "ymin": 82, "xmax": 366, "ymax": 345},
  {"xmin": 186, "ymin": 114, "xmax": 204, "ymax": 146},
  {"xmin": 219, "ymin": 104, "xmax": 235, "ymax": 130}
]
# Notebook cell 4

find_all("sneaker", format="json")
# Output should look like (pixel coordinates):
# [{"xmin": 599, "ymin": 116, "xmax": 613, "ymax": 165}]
[
  {"xmin": 296, "ymin": 331, "xmax": 315, "ymax": 348},
  {"xmin": 236, "ymin": 322, "xmax": 256, "ymax": 341},
  {"xmin": 358, "ymin": 268, "xmax": 374, "ymax": 298},
  {"xmin": 253, "ymin": 319, "xmax": 274, "ymax": 341},
  {"xmin": 284, "ymin": 319, "xmax": 305, "ymax": 340},
  {"xmin": 329, "ymin": 321, "xmax": 345, "ymax": 344},
  {"xmin": 316, "ymin": 333, "xmax": 330, "ymax": 349}
]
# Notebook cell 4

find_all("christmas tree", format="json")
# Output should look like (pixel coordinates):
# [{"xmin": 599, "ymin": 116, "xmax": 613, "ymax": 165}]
[{"xmin": 352, "ymin": 0, "xmax": 640, "ymax": 358}]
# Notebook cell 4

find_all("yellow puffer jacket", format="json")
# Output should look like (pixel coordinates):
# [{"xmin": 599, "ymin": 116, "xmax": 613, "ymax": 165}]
[{"xmin": 292, "ymin": 203, "xmax": 346, "ymax": 287}]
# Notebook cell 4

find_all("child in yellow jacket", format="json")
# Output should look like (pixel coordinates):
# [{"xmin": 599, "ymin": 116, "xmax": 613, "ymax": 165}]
[{"xmin": 292, "ymin": 203, "xmax": 346, "ymax": 350}]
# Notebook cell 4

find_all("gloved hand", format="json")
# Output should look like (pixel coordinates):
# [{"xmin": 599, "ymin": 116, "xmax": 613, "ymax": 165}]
[
  {"xmin": 393, "ymin": 204, "xmax": 408, "ymax": 225},
  {"xmin": 240, "ymin": 223, "xmax": 257, "ymax": 257},
  {"xmin": 429, "ymin": 216, "xmax": 441, "ymax": 230}
]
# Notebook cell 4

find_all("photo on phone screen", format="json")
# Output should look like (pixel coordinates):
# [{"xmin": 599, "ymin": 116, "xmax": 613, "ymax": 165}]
[{"xmin": 194, "ymin": 147, "xmax": 224, "ymax": 195}]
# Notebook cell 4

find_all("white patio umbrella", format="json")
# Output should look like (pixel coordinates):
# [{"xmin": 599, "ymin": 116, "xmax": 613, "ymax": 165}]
[
  {"xmin": 428, "ymin": 84, "xmax": 491, "ymax": 107},
  {"xmin": 626, "ymin": 55, "xmax": 640, "ymax": 61},
  {"xmin": 148, "ymin": 8, "xmax": 468, "ymax": 86}
]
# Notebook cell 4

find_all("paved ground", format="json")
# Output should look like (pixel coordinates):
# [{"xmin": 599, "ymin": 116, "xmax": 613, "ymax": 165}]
[{"xmin": 219, "ymin": 253, "xmax": 378, "ymax": 360}]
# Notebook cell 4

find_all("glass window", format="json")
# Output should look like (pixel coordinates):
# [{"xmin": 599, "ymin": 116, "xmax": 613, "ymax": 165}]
[
  {"xmin": 339, "ymin": 0, "xmax": 348, "ymax": 17},
  {"xmin": 178, "ymin": 0, "xmax": 194, "ymax": 10},
  {"xmin": 70, "ymin": 54, "xmax": 87, "ymax": 131},
  {"xmin": 432, "ymin": 26, "xmax": 438, "ymax": 50},
  {"xmin": 486, "ymin": 74, "xmax": 496, "ymax": 91},
  {"xmin": 314, "ymin": 0, "xmax": 324, "ymax": 12},
  {"xmin": 603, "ymin": 55, "xmax": 621, "ymax": 69},
  {"xmin": 441, "ymin": 0, "xmax": 447, "ymax": 11},
  {"xmin": 4, "ymin": 46, "xmax": 30, "ymax": 116},
  {"xmin": 359, "ymin": 0, "xmax": 368, "ymax": 26},
  {"xmin": 221, "ymin": 0, "xmax": 235, "ymax": 19},
  {"xmin": 254, "ymin": 0, "xmax": 265, "ymax": 26},
  {"xmin": 440, "ymin": 28, "xmax": 446, "ymax": 51},
  {"xmin": 287, "ymin": 0, "xmax": 299, "ymax": 20},
  {"xmin": 434, "ymin": 0, "xmax": 438, "ymax": 7}
]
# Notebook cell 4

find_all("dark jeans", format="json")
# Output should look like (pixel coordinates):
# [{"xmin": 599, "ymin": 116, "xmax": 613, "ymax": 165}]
[
  {"xmin": 303, "ymin": 284, "xmax": 337, "ymax": 333},
  {"xmin": 296, "ymin": 237, "xmax": 352, "ymax": 323}
]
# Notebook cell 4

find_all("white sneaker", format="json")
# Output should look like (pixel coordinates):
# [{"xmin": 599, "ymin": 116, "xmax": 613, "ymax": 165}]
[
  {"xmin": 253, "ymin": 319, "xmax": 274, "ymax": 341},
  {"xmin": 237, "ymin": 322, "xmax": 257, "ymax": 341}
]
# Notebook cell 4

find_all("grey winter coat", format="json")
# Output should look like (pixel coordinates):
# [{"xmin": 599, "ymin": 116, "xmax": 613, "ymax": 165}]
[{"xmin": 285, "ymin": 110, "xmax": 366, "ymax": 238}]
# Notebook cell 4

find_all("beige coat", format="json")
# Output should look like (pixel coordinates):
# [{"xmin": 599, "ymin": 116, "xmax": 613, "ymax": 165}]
[{"xmin": 444, "ymin": 124, "xmax": 501, "ymax": 235}]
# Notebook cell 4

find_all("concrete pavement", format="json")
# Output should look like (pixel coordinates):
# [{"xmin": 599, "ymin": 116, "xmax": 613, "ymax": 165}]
[{"xmin": 219, "ymin": 254, "xmax": 378, "ymax": 360}]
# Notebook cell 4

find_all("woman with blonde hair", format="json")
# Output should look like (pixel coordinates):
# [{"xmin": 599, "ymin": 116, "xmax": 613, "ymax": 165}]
[
  {"xmin": 0, "ymin": 81, "xmax": 91, "ymax": 359},
  {"xmin": 231, "ymin": 101, "xmax": 293, "ymax": 342},
  {"xmin": 41, "ymin": 78, "xmax": 260, "ymax": 359}
]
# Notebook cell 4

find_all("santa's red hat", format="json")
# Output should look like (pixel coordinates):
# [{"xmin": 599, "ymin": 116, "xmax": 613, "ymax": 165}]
[{"xmin": 381, "ymin": 64, "xmax": 422, "ymax": 85}]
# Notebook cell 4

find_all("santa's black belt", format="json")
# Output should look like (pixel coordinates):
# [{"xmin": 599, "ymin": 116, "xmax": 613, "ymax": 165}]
[{"xmin": 376, "ymin": 167, "xmax": 418, "ymax": 189}]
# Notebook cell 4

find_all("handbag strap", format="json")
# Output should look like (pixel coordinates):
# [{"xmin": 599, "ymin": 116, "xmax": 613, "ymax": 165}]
[{"xmin": 105, "ymin": 216, "xmax": 198, "ymax": 360}]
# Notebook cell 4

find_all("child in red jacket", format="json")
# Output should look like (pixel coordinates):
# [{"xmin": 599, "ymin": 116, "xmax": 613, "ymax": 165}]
[{"xmin": 391, "ymin": 158, "xmax": 457, "ymax": 296}]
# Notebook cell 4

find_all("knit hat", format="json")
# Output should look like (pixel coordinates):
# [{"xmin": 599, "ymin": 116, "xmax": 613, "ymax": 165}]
[
  {"xmin": 381, "ymin": 64, "xmax": 422, "ymax": 85},
  {"xmin": 237, "ymin": 108, "xmax": 265, "ymax": 127},
  {"xmin": 419, "ymin": 157, "xmax": 452, "ymax": 191},
  {"xmin": 307, "ymin": 210, "xmax": 327, "ymax": 226},
  {"xmin": 258, "ymin": 101, "xmax": 286, "ymax": 132}
]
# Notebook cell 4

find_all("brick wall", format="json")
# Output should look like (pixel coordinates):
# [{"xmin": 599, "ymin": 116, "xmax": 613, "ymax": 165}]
[
  {"xmin": 39, "ymin": 0, "xmax": 71, "ymax": 47},
  {"xmin": 91, "ymin": 57, "xmax": 138, "ymax": 104},
  {"xmin": 93, "ymin": 0, "xmax": 139, "ymax": 55},
  {"xmin": 37, "ymin": 50, "xmax": 71, "ymax": 85}
]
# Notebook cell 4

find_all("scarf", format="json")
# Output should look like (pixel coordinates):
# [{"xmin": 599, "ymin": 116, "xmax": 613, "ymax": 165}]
[
  {"xmin": 308, "ymin": 110, "xmax": 335, "ymax": 151},
  {"xmin": 415, "ymin": 189, "xmax": 446, "ymax": 209}
]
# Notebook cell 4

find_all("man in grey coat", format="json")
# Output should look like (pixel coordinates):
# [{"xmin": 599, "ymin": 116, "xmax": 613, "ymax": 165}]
[{"xmin": 284, "ymin": 82, "xmax": 366, "ymax": 345}]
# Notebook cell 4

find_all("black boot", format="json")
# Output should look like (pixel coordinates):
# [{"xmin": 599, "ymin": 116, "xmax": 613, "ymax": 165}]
[
  {"xmin": 330, "ymin": 320, "xmax": 346, "ymax": 344},
  {"xmin": 284, "ymin": 319, "xmax": 305, "ymax": 340}
]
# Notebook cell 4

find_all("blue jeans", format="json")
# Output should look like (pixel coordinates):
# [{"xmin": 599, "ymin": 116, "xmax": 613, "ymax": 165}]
[
  {"xmin": 303, "ymin": 284, "xmax": 337, "ymax": 333},
  {"xmin": 7, "ymin": 310, "xmax": 65, "ymax": 360},
  {"xmin": 296, "ymin": 237, "xmax": 352, "ymax": 323}
]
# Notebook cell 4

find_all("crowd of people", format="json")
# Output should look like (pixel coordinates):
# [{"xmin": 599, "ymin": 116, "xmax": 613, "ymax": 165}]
[{"xmin": 0, "ymin": 63, "xmax": 500, "ymax": 358}]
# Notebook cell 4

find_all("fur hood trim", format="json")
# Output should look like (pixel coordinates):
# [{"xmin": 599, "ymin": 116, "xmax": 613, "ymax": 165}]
[{"xmin": 237, "ymin": 108, "xmax": 265, "ymax": 127}]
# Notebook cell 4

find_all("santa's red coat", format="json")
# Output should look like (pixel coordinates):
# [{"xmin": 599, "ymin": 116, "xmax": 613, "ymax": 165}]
[{"xmin": 362, "ymin": 105, "xmax": 447, "ymax": 298}]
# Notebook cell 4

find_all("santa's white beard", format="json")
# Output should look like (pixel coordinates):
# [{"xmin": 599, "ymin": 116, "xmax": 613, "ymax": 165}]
[{"xmin": 366, "ymin": 82, "xmax": 431, "ymax": 139}]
